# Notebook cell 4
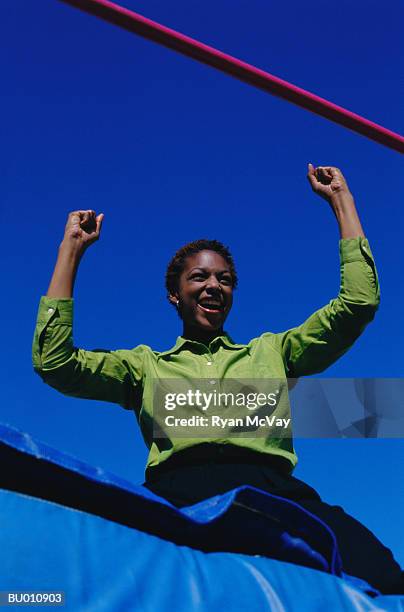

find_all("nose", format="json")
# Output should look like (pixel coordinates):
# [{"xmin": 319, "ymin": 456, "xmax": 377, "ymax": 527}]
[{"xmin": 205, "ymin": 275, "xmax": 221, "ymax": 293}]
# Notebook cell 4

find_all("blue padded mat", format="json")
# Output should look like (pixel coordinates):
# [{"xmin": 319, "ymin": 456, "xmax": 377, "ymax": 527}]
[{"xmin": 2, "ymin": 422, "xmax": 403, "ymax": 609}]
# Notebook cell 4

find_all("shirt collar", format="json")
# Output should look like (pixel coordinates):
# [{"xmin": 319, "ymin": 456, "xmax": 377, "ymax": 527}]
[{"xmin": 156, "ymin": 332, "xmax": 248, "ymax": 360}]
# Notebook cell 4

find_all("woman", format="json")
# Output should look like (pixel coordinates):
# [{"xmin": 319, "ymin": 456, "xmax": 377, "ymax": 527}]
[{"xmin": 32, "ymin": 164, "xmax": 403, "ymax": 593}]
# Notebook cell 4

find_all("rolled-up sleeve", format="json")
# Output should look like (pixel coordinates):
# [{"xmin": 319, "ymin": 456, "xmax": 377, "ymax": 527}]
[
  {"xmin": 32, "ymin": 296, "xmax": 144, "ymax": 410},
  {"xmin": 270, "ymin": 236, "xmax": 380, "ymax": 377}
]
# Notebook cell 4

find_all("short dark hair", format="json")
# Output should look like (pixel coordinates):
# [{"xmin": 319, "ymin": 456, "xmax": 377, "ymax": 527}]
[{"xmin": 165, "ymin": 238, "xmax": 238, "ymax": 313}]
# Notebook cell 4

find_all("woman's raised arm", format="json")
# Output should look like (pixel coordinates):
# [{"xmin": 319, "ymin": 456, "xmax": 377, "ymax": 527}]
[
  {"xmin": 265, "ymin": 165, "xmax": 379, "ymax": 378},
  {"xmin": 33, "ymin": 210, "xmax": 144, "ymax": 411}
]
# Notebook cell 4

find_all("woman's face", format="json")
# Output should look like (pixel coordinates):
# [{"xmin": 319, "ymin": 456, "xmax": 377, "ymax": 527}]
[{"xmin": 171, "ymin": 250, "xmax": 234, "ymax": 332}]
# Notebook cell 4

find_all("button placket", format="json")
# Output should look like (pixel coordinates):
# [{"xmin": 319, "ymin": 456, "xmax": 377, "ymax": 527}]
[
  {"xmin": 204, "ymin": 351, "xmax": 218, "ymax": 389},
  {"xmin": 205, "ymin": 350, "xmax": 214, "ymax": 367}
]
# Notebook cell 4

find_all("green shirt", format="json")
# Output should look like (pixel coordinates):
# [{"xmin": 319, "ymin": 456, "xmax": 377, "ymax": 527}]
[{"xmin": 32, "ymin": 237, "xmax": 380, "ymax": 476}]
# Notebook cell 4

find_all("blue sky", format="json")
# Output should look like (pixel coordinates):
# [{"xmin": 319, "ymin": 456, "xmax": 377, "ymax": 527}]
[{"xmin": 2, "ymin": 0, "xmax": 403, "ymax": 568}]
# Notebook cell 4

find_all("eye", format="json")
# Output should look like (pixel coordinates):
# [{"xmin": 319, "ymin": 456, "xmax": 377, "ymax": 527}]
[
  {"xmin": 220, "ymin": 276, "xmax": 232, "ymax": 285},
  {"xmin": 190, "ymin": 274, "xmax": 205, "ymax": 280}
]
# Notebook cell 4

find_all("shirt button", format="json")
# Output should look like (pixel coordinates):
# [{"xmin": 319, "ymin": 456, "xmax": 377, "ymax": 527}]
[
  {"xmin": 209, "ymin": 380, "xmax": 216, "ymax": 385},
  {"xmin": 206, "ymin": 361, "xmax": 212, "ymax": 366},
  {"xmin": 47, "ymin": 308, "xmax": 54, "ymax": 314}
]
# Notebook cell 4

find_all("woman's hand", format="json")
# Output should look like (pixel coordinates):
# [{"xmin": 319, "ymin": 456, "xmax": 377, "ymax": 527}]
[
  {"xmin": 306, "ymin": 164, "xmax": 364, "ymax": 238},
  {"xmin": 62, "ymin": 210, "xmax": 104, "ymax": 253},
  {"xmin": 307, "ymin": 164, "xmax": 352, "ymax": 203}
]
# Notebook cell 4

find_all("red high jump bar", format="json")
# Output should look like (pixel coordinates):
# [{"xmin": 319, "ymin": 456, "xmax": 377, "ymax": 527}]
[{"xmin": 60, "ymin": 0, "xmax": 404, "ymax": 154}]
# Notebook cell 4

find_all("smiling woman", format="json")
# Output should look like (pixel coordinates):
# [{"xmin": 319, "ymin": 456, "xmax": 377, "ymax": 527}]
[
  {"xmin": 165, "ymin": 240, "xmax": 236, "ymax": 343},
  {"xmin": 32, "ymin": 165, "xmax": 403, "ymax": 594}
]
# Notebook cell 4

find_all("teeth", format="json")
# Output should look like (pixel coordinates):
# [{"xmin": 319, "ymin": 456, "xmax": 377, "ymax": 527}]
[{"xmin": 199, "ymin": 302, "xmax": 222, "ymax": 309}]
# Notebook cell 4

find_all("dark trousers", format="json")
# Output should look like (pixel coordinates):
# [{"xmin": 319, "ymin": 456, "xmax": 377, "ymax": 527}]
[{"xmin": 143, "ymin": 447, "xmax": 403, "ymax": 594}]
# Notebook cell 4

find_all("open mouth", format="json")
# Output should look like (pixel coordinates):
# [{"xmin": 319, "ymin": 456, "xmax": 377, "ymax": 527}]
[{"xmin": 197, "ymin": 301, "xmax": 223, "ymax": 314}]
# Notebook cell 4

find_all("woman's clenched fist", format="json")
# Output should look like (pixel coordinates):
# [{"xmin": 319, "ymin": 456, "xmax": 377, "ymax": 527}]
[
  {"xmin": 62, "ymin": 210, "xmax": 104, "ymax": 252},
  {"xmin": 307, "ymin": 164, "xmax": 352, "ymax": 203}
]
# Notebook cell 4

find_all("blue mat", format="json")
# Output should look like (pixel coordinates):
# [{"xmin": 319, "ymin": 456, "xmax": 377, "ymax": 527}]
[{"xmin": 2, "ymin": 422, "xmax": 403, "ymax": 610}]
